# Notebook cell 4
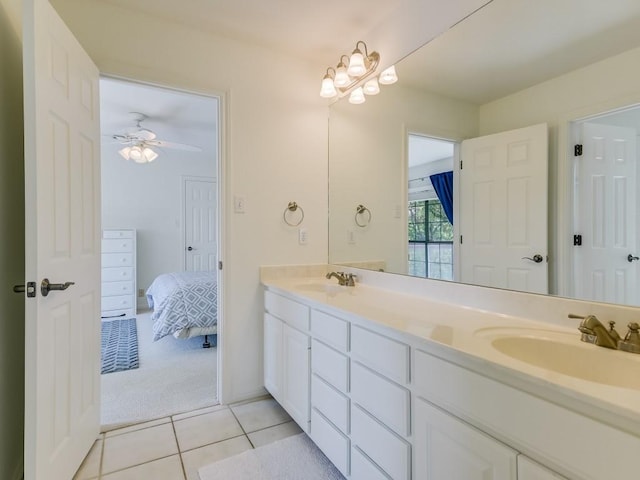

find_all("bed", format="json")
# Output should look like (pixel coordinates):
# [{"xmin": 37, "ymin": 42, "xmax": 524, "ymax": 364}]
[{"xmin": 146, "ymin": 271, "xmax": 217, "ymax": 345}]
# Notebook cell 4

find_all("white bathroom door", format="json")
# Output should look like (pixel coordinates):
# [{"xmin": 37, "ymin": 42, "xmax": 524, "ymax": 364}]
[
  {"xmin": 23, "ymin": 1, "xmax": 102, "ymax": 479},
  {"xmin": 184, "ymin": 178, "xmax": 217, "ymax": 271},
  {"xmin": 573, "ymin": 123, "xmax": 637, "ymax": 305},
  {"xmin": 459, "ymin": 123, "xmax": 548, "ymax": 294}
]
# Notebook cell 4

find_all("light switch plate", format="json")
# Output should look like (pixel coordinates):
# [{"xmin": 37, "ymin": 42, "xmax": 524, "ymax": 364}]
[
  {"xmin": 234, "ymin": 195, "xmax": 246, "ymax": 213},
  {"xmin": 298, "ymin": 228, "xmax": 308, "ymax": 245}
]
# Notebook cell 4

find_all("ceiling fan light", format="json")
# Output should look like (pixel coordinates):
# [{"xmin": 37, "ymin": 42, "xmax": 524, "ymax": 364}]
[
  {"xmin": 364, "ymin": 78, "xmax": 380, "ymax": 95},
  {"xmin": 143, "ymin": 147, "xmax": 158, "ymax": 162},
  {"xmin": 129, "ymin": 145, "xmax": 144, "ymax": 162},
  {"xmin": 349, "ymin": 87, "xmax": 366, "ymax": 105},
  {"xmin": 118, "ymin": 146, "xmax": 132, "ymax": 160},
  {"xmin": 347, "ymin": 49, "xmax": 366, "ymax": 77},
  {"xmin": 379, "ymin": 65, "xmax": 398, "ymax": 85}
]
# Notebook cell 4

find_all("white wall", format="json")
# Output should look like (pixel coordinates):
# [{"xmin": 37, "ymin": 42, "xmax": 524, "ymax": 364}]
[
  {"xmin": 101, "ymin": 92, "xmax": 218, "ymax": 309},
  {"xmin": 329, "ymin": 83, "xmax": 478, "ymax": 273},
  {"xmin": 50, "ymin": 0, "xmax": 329, "ymax": 402},
  {"xmin": 0, "ymin": 0, "xmax": 25, "ymax": 477}
]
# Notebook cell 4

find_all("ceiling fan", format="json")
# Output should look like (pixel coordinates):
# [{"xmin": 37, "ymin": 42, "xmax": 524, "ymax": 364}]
[{"xmin": 110, "ymin": 112, "xmax": 202, "ymax": 163}]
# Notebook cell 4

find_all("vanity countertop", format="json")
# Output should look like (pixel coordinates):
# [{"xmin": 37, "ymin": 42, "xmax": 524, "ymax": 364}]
[{"xmin": 262, "ymin": 276, "xmax": 640, "ymax": 435}]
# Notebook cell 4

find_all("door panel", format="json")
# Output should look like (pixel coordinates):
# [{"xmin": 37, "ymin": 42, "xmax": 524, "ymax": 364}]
[
  {"xmin": 23, "ymin": 0, "xmax": 101, "ymax": 478},
  {"xmin": 460, "ymin": 123, "xmax": 548, "ymax": 294},
  {"xmin": 184, "ymin": 178, "xmax": 217, "ymax": 271}
]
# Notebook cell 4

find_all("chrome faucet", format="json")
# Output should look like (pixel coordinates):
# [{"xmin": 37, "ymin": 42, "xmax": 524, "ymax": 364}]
[{"xmin": 325, "ymin": 271, "xmax": 356, "ymax": 286}]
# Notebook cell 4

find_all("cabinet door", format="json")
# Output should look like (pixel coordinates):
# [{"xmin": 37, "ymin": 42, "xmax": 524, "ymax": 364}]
[
  {"xmin": 414, "ymin": 398, "xmax": 517, "ymax": 480},
  {"xmin": 264, "ymin": 313, "xmax": 283, "ymax": 401},
  {"xmin": 282, "ymin": 324, "xmax": 311, "ymax": 431},
  {"xmin": 518, "ymin": 456, "xmax": 566, "ymax": 480}
]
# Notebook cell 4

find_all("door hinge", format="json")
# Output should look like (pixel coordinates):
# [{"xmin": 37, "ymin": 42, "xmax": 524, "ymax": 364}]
[
  {"xmin": 460, "ymin": 160, "xmax": 463, "ymax": 170},
  {"xmin": 218, "ymin": 261, "xmax": 223, "ymax": 270},
  {"xmin": 460, "ymin": 235, "xmax": 463, "ymax": 244},
  {"xmin": 574, "ymin": 144, "xmax": 583, "ymax": 156},
  {"xmin": 573, "ymin": 234, "xmax": 582, "ymax": 246}
]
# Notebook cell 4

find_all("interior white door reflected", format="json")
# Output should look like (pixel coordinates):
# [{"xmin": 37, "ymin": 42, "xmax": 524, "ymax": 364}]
[
  {"xmin": 184, "ymin": 178, "xmax": 217, "ymax": 271},
  {"xmin": 573, "ymin": 123, "xmax": 637, "ymax": 305},
  {"xmin": 23, "ymin": 0, "xmax": 102, "ymax": 478},
  {"xmin": 459, "ymin": 123, "xmax": 548, "ymax": 294}
]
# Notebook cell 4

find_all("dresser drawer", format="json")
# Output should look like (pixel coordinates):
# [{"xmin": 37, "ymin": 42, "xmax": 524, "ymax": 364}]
[
  {"xmin": 101, "ymin": 267, "xmax": 134, "ymax": 282},
  {"xmin": 311, "ymin": 374, "xmax": 349, "ymax": 433},
  {"xmin": 311, "ymin": 309, "xmax": 349, "ymax": 352},
  {"xmin": 310, "ymin": 408, "xmax": 350, "ymax": 477},
  {"xmin": 351, "ymin": 361, "xmax": 410, "ymax": 436},
  {"xmin": 351, "ymin": 405, "xmax": 410, "ymax": 480},
  {"xmin": 102, "ymin": 238, "xmax": 134, "ymax": 253},
  {"xmin": 102, "ymin": 281, "xmax": 134, "ymax": 297},
  {"xmin": 351, "ymin": 325, "xmax": 409, "ymax": 385},
  {"xmin": 264, "ymin": 290, "xmax": 309, "ymax": 332},
  {"xmin": 102, "ymin": 295, "xmax": 134, "ymax": 311},
  {"xmin": 351, "ymin": 446, "xmax": 391, "ymax": 480},
  {"xmin": 311, "ymin": 339, "xmax": 349, "ymax": 393},
  {"xmin": 102, "ymin": 253, "xmax": 134, "ymax": 267},
  {"xmin": 103, "ymin": 230, "xmax": 134, "ymax": 239}
]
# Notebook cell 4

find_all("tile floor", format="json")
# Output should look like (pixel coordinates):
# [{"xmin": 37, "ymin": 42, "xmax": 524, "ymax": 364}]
[{"xmin": 73, "ymin": 396, "xmax": 302, "ymax": 480}]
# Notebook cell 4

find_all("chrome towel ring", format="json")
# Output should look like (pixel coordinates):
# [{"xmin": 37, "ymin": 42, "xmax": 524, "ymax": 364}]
[
  {"xmin": 283, "ymin": 201, "xmax": 304, "ymax": 226},
  {"xmin": 355, "ymin": 204, "xmax": 372, "ymax": 227}
]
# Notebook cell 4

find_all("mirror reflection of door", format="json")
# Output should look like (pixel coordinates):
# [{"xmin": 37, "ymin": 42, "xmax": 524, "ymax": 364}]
[
  {"xmin": 573, "ymin": 112, "xmax": 639, "ymax": 306},
  {"xmin": 407, "ymin": 134, "xmax": 455, "ymax": 280}
]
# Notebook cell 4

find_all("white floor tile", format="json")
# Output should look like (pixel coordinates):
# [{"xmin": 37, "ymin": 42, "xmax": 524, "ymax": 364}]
[
  {"xmin": 105, "ymin": 417, "xmax": 171, "ymax": 437},
  {"xmin": 174, "ymin": 408, "xmax": 244, "ymax": 452},
  {"xmin": 172, "ymin": 403, "xmax": 226, "ymax": 422},
  {"xmin": 102, "ymin": 422, "xmax": 178, "ymax": 474},
  {"xmin": 248, "ymin": 420, "xmax": 302, "ymax": 448},
  {"xmin": 181, "ymin": 436, "xmax": 253, "ymax": 480},
  {"xmin": 102, "ymin": 455, "xmax": 184, "ymax": 480},
  {"xmin": 230, "ymin": 397, "xmax": 292, "ymax": 433},
  {"xmin": 73, "ymin": 438, "xmax": 102, "ymax": 480}
]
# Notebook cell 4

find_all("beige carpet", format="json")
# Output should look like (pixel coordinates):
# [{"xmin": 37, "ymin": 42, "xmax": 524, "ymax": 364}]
[
  {"xmin": 101, "ymin": 310, "xmax": 217, "ymax": 429},
  {"xmin": 199, "ymin": 433, "xmax": 345, "ymax": 480}
]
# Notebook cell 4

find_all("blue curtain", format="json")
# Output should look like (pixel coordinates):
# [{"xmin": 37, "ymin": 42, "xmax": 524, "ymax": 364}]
[{"xmin": 429, "ymin": 171, "xmax": 454, "ymax": 224}]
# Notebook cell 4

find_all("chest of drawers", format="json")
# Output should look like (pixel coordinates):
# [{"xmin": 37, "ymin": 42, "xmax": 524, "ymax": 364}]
[{"xmin": 101, "ymin": 229, "xmax": 136, "ymax": 319}]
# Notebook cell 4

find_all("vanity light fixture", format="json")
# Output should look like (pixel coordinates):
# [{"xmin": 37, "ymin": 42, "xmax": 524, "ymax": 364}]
[{"xmin": 319, "ymin": 40, "xmax": 398, "ymax": 103}]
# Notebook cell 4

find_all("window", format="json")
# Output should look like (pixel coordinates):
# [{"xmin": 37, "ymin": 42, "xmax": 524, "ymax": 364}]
[{"xmin": 408, "ymin": 200, "xmax": 453, "ymax": 280}]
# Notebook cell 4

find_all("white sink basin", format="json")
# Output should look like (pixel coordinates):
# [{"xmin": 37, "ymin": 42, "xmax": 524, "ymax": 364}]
[
  {"xmin": 477, "ymin": 328, "xmax": 640, "ymax": 389},
  {"xmin": 294, "ymin": 282, "xmax": 352, "ymax": 295}
]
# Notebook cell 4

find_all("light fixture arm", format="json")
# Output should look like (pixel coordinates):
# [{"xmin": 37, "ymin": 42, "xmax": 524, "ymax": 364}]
[
  {"xmin": 354, "ymin": 40, "xmax": 369, "ymax": 58},
  {"xmin": 335, "ymin": 51, "xmax": 379, "ymax": 97}
]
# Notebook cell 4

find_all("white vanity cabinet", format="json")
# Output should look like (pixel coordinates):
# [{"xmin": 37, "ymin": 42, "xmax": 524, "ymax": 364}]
[
  {"xmin": 263, "ymin": 291, "xmax": 310, "ymax": 432},
  {"xmin": 101, "ymin": 229, "xmax": 136, "ymax": 319}
]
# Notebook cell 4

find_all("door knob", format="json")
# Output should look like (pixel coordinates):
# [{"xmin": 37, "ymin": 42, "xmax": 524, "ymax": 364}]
[
  {"xmin": 522, "ymin": 254, "xmax": 544, "ymax": 263},
  {"xmin": 628, "ymin": 254, "xmax": 639, "ymax": 263},
  {"xmin": 187, "ymin": 246, "xmax": 194, "ymax": 251},
  {"xmin": 40, "ymin": 278, "xmax": 75, "ymax": 297}
]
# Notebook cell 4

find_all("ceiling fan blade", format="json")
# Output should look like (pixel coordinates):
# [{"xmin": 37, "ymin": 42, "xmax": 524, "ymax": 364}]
[{"xmin": 147, "ymin": 139, "xmax": 202, "ymax": 152}]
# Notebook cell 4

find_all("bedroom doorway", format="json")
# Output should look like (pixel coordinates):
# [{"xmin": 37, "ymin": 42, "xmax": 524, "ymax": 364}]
[{"xmin": 99, "ymin": 77, "xmax": 221, "ymax": 428}]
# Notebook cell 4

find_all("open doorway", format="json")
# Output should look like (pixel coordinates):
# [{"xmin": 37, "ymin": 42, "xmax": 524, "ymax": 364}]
[
  {"xmin": 99, "ymin": 77, "xmax": 221, "ymax": 428},
  {"xmin": 407, "ymin": 134, "xmax": 455, "ymax": 279}
]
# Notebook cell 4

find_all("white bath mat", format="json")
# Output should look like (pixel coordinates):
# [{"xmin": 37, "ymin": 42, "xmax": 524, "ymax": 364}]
[{"xmin": 198, "ymin": 433, "xmax": 345, "ymax": 480}]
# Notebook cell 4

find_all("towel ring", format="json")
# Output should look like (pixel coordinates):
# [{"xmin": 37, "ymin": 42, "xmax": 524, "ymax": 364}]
[
  {"xmin": 355, "ymin": 204, "xmax": 372, "ymax": 227},
  {"xmin": 283, "ymin": 201, "xmax": 304, "ymax": 226}
]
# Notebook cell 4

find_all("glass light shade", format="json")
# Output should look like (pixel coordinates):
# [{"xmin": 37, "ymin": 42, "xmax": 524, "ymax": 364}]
[
  {"xmin": 143, "ymin": 147, "xmax": 158, "ymax": 162},
  {"xmin": 379, "ymin": 65, "xmax": 398, "ymax": 85},
  {"xmin": 320, "ymin": 76, "xmax": 337, "ymax": 98},
  {"xmin": 129, "ymin": 145, "xmax": 144, "ymax": 162},
  {"xmin": 347, "ymin": 50, "xmax": 366, "ymax": 77},
  {"xmin": 349, "ymin": 87, "xmax": 366, "ymax": 105},
  {"xmin": 334, "ymin": 64, "xmax": 350, "ymax": 87},
  {"xmin": 363, "ymin": 78, "xmax": 380, "ymax": 95},
  {"xmin": 118, "ymin": 146, "xmax": 132, "ymax": 160}
]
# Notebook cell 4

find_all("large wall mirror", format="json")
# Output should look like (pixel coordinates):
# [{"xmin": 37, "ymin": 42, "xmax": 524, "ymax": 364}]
[{"xmin": 328, "ymin": 0, "xmax": 640, "ymax": 306}]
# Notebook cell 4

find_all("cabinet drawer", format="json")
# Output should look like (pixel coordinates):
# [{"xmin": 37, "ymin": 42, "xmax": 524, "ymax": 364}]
[
  {"xmin": 103, "ymin": 230, "xmax": 134, "ymax": 239},
  {"xmin": 102, "ymin": 295, "xmax": 134, "ymax": 311},
  {"xmin": 351, "ymin": 405, "xmax": 410, "ymax": 480},
  {"xmin": 351, "ymin": 362, "xmax": 410, "ymax": 436},
  {"xmin": 101, "ymin": 267, "xmax": 134, "ymax": 282},
  {"xmin": 310, "ymin": 408, "xmax": 349, "ymax": 477},
  {"xmin": 351, "ymin": 325, "xmax": 409, "ymax": 385},
  {"xmin": 102, "ymin": 281, "xmax": 134, "ymax": 297},
  {"xmin": 264, "ymin": 290, "xmax": 309, "ymax": 332},
  {"xmin": 102, "ymin": 253, "xmax": 134, "ymax": 267},
  {"xmin": 311, "ymin": 339, "xmax": 349, "ymax": 393},
  {"xmin": 351, "ymin": 446, "xmax": 390, "ymax": 480},
  {"xmin": 311, "ymin": 309, "xmax": 349, "ymax": 352},
  {"xmin": 311, "ymin": 374, "xmax": 349, "ymax": 433},
  {"xmin": 102, "ymin": 238, "xmax": 134, "ymax": 253}
]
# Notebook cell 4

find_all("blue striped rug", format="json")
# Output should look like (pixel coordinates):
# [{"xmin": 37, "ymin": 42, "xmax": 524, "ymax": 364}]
[{"xmin": 101, "ymin": 318, "xmax": 139, "ymax": 374}]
